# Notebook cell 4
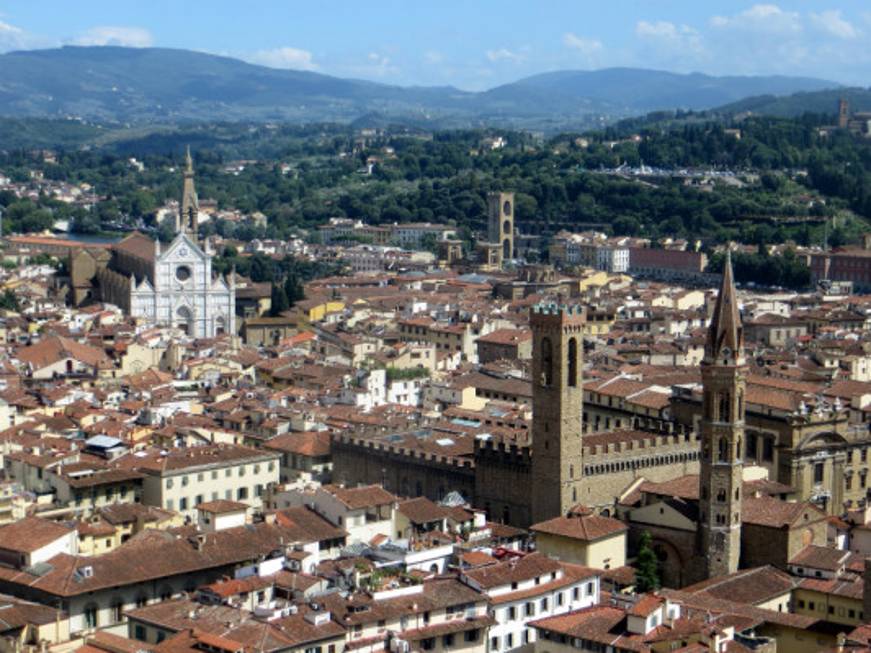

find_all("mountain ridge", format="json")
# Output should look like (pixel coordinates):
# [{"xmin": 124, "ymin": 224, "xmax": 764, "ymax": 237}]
[{"xmin": 0, "ymin": 46, "xmax": 842, "ymax": 129}]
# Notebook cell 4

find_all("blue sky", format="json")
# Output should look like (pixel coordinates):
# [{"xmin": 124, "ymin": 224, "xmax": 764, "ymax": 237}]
[{"xmin": 1, "ymin": 1, "xmax": 870, "ymax": 90}]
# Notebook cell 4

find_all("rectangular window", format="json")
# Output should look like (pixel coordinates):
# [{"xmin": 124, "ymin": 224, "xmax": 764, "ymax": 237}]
[
  {"xmin": 212, "ymin": 470, "xmax": 218, "ymax": 480},
  {"xmin": 238, "ymin": 487, "xmax": 249, "ymax": 500},
  {"xmin": 134, "ymin": 625, "xmax": 146, "ymax": 641},
  {"xmin": 179, "ymin": 497, "xmax": 188, "ymax": 510},
  {"xmin": 507, "ymin": 606, "xmax": 516, "ymax": 620},
  {"xmin": 525, "ymin": 602, "xmax": 535, "ymax": 617},
  {"xmin": 490, "ymin": 637, "xmax": 499, "ymax": 651},
  {"xmin": 421, "ymin": 639, "xmax": 434, "ymax": 651},
  {"xmin": 762, "ymin": 438, "xmax": 774, "ymax": 462},
  {"xmin": 442, "ymin": 634, "xmax": 454, "ymax": 648},
  {"xmin": 505, "ymin": 634, "xmax": 513, "ymax": 649},
  {"xmin": 814, "ymin": 463, "xmax": 824, "ymax": 484},
  {"xmin": 541, "ymin": 597, "xmax": 549, "ymax": 611},
  {"xmin": 464, "ymin": 630, "xmax": 479, "ymax": 643}
]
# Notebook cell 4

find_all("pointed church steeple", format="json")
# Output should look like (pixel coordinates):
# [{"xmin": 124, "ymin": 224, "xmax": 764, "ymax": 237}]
[
  {"xmin": 179, "ymin": 146, "xmax": 199, "ymax": 238},
  {"xmin": 696, "ymin": 249, "xmax": 747, "ymax": 581},
  {"xmin": 705, "ymin": 250, "xmax": 744, "ymax": 366}
]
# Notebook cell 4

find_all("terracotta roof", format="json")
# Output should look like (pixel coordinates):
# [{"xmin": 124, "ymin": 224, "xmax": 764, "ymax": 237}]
[
  {"xmin": 789, "ymin": 544, "xmax": 851, "ymax": 571},
  {"xmin": 196, "ymin": 500, "xmax": 248, "ymax": 514},
  {"xmin": 397, "ymin": 497, "xmax": 450, "ymax": 524},
  {"xmin": 741, "ymin": 496, "xmax": 825, "ymax": 529},
  {"xmin": 112, "ymin": 232, "xmax": 156, "ymax": 262},
  {"xmin": 16, "ymin": 336, "xmax": 112, "ymax": 371},
  {"xmin": 530, "ymin": 512, "xmax": 627, "ymax": 542},
  {"xmin": 263, "ymin": 431, "xmax": 330, "ymax": 457},
  {"xmin": 322, "ymin": 484, "xmax": 397, "ymax": 509},
  {"xmin": 462, "ymin": 552, "xmax": 562, "ymax": 589},
  {"xmin": 682, "ymin": 566, "xmax": 794, "ymax": 606},
  {"xmin": 0, "ymin": 517, "xmax": 72, "ymax": 554}
]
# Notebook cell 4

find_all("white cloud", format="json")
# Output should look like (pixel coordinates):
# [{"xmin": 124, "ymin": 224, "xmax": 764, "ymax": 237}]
[
  {"xmin": 562, "ymin": 33, "xmax": 602, "ymax": 55},
  {"xmin": 72, "ymin": 26, "xmax": 153, "ymax": 47},
  {"xmin": 485, "ymin": 48, "xmax": 524, "ymax": 63},
  {"xmin": 635, "ymin": 20, "xmax": 703, "ymax": 54},
  {"xmin": 0, "ymin": 19, "xmax": 27, "ymax": 51},
  {"xmin": 423, "ymin": 50, "xmax": 444, "ymax": 64},
  {"xmin": 710, "ymin": 4, "xmax": 801, "ymax": 33},
  {"xmin": 248, "ymin": 47, "xmax": 317, "ymax": 71},
  {"xmin": 809, "ymin": 10, "xmax": 858, "ymax": 39}
]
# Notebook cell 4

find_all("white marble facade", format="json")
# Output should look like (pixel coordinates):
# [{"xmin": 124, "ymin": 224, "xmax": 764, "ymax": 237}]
[{"xmin": 130, "ymin": 232, "xmax": 235, "ymax": 338}]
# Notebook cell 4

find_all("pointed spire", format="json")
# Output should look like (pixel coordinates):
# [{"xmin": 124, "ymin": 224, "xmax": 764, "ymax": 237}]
[
  {"xmin": 180, "ymin": 145, "xmax": 199, "ymax": 238},
  {"xmin": 705, "ymin": 249, "xmax": 744, "ymax": 365}
]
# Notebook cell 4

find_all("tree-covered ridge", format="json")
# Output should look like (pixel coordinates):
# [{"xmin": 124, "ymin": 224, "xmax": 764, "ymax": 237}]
[{"xmin": 0, "ymin": 114, "xmax": 868, "ymax": 250}]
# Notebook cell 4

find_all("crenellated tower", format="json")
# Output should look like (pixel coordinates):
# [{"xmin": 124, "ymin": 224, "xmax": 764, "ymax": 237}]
[
  {"xmin": 698, "ymin": 251, "xmax": 746, "ymax": 579},
  {"xmin": 530, "ymin": 303, "xmax": 585, "ymax": 524}
]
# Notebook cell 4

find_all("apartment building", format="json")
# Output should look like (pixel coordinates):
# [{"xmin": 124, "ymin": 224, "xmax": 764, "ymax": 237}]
[
  {"xmin": 459, "ymin": 553, "xmax": 600, "ymax": 653},
  {"xmin": 118, "ymin": 445, "xmax": 280, "ymax": 518}
]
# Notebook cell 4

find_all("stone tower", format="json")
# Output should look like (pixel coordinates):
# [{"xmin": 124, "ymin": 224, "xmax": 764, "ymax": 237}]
[
  {"xmin": 487, "ymin": 192, "xmax": 514, "ymax": 266},
  {"xmin": 530, "ymin": 303, "xmax": 585, "ymax": 524},
  {"xmin": 838, "ymin": 98, "xmax": 849, "ymax": 129},
  {"xmin": 698, "ymin": 251, "xmax": 746, "ymax": 579},
  {"xmin": 178, "ymin": 146, "xmax": 200, "ymax": 237}
]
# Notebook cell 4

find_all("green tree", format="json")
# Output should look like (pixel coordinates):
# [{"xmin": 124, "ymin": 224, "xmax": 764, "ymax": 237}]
[
  {"xmin": 284, "ymin": 273, "xmax": 304, "ymax": 306},
  {"xmin": 635, "ymin": 531, "xmax": 660, "ymax": 593},
  {"xmin": 270, "ymin": 282, "xmax": 289, "ymax": 316},
  {"xmin": 0, "ymin": 289, "xmax": 20, "ymax": 312}
]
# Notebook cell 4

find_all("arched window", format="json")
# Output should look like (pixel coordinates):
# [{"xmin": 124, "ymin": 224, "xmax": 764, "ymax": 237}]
[
  {"xmin": 718, "ymin": 437, "xmax": 729, "ymax": 462},
  {"xmin": 84, "ymin": 603, "xmax": 98, "ymax": 629},
  {"xmin": 540, "ymin": 337, "xmax": 553, "ymax": 386},
  {"xmin": 111, "ymin": 598, "xmax": 124, "ymax": 623},
  {"xmin": 737, "ymin": 392, "xmax": 744, "ymax": 419},
  {"xmin": 735, "ymin": 488, "xmax": 740, "ymax": 500},
  {"xmin": 567, "ymin": 338, "xmax": 578, "ymax": 387},
  {"xmin": 718, "ymin": 393, "xmax": 731, "ymax": 422}
]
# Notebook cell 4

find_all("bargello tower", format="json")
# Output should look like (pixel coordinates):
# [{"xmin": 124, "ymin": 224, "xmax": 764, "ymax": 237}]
[
  {"xmin": 530, "ymin": 303, "xmax": 585, "ymax": 524},
  {"xmin": 698, "ymin": 251, "xmax": 746, "ymax": 579}
]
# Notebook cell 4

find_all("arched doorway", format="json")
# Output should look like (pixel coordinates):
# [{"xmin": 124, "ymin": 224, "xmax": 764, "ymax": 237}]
[{"xmin": 176, "ymin": 306, "xmax": 193, "ymax": 336}]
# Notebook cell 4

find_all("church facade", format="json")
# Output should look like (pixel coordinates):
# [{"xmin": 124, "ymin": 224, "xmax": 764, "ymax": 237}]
[{"xmin": 70, "ymin": 149, "xmax": 236, "ymax": 338}]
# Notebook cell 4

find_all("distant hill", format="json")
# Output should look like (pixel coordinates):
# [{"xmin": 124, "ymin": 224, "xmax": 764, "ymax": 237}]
[
  {"xmin": 716, "ymin": 87, "xmax": 871, "ymax": 118},
  {"xmin": 0, "ymin": 46, "xmax": 842, "ymax": 129},
  {"xmin": 480, "ymin": 68, "xmax": 838, "ymax": 114}
]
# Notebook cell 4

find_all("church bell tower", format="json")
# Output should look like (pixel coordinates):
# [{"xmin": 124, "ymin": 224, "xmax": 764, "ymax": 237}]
[
  {"xmin": 178, "ymin": 146, "xmax": 200, "ymax": 238},
  {"xmin": 698, "ymin": 251, "xmax": 746, "ymax": 579},
  {"xmin": 530, "ymin": 303, "xmax": 585, "ymax": 524}
]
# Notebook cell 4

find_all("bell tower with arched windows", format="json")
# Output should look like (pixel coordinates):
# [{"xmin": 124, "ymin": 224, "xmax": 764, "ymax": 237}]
[
  {"xmin": 487, "ymin": 192, "xmax": 514, "ymax": 267},
  {"xmin": 698, "ymin": 251, "xmax": 746, "ymax": 579},
  {"xmin": 530, "ymin": 303, "xmax": 585, "ymax": 524}
]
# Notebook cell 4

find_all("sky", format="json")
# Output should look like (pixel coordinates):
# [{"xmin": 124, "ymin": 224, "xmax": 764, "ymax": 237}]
[{"xmin": 1, "ymin": 1, "xmax": 870, "ymax": 90}]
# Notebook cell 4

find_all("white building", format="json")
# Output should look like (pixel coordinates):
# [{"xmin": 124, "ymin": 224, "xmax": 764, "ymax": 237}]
[
  {"xmin": 596, "ymin": 245, "xmax": 630, "ymax": 273},
  {"xmin": 99, "ymin": 151, "xmax": 235, "ymax": 338},
  {"xmin": 460, "ymin": 553, "xmax": 600, "ymax": 653}
]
